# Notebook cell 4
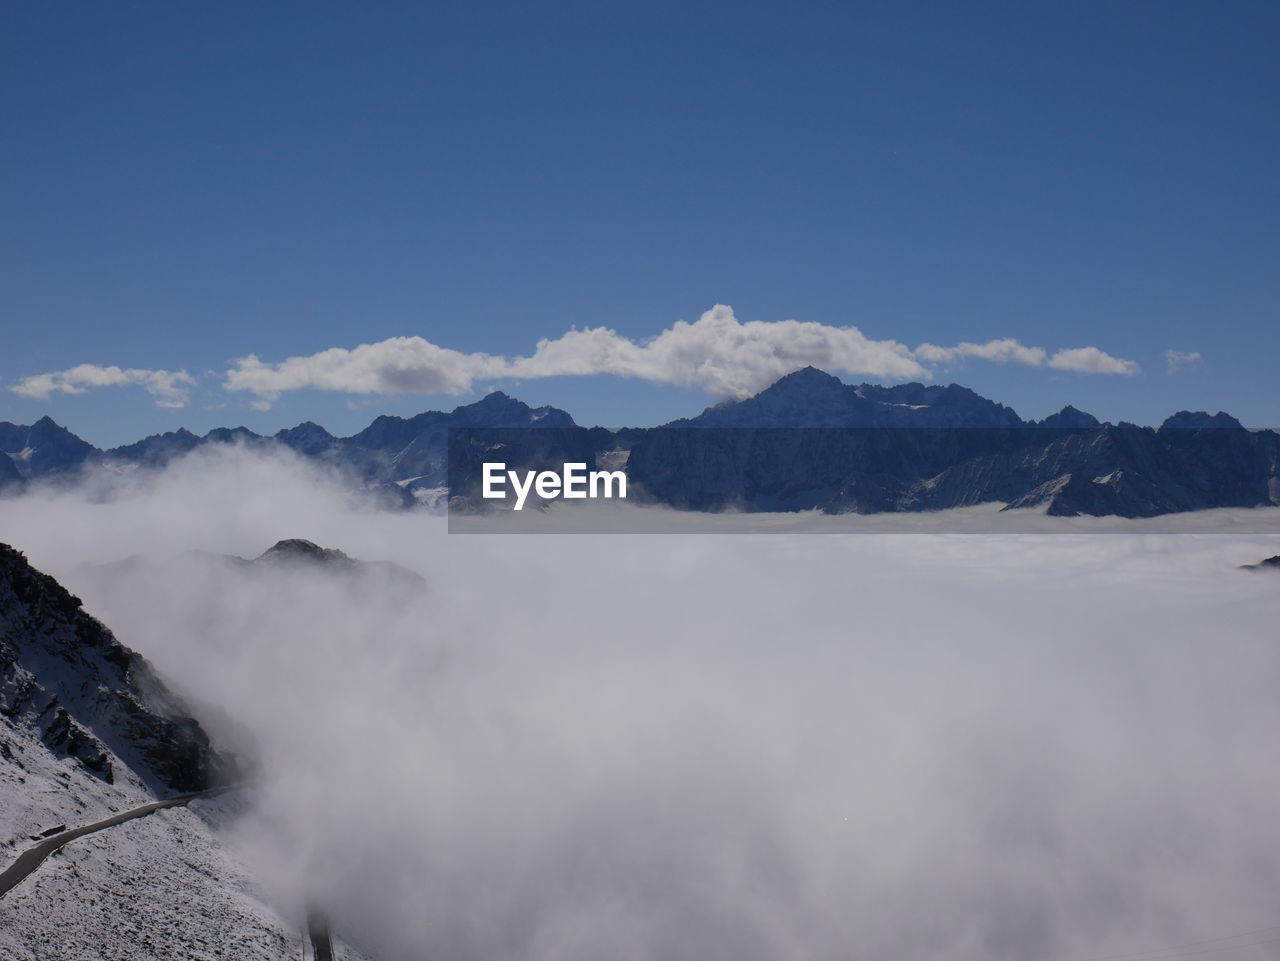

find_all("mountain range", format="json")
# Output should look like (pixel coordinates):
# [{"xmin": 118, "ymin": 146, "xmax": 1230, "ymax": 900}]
[{"xmin": 2, "ymin": 368, "xmax": 1277, "ymax": 517}]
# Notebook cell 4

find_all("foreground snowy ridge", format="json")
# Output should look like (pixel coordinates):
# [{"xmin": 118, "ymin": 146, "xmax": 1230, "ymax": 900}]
[{"xmin": 0, "ymin": 543, "xmax": 369, "ymax": 960}]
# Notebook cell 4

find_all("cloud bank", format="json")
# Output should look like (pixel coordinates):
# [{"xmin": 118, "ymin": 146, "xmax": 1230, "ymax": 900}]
[
  {"xmin": 9, "ymin": 309, "xmax": 1144, "ymax": 411},
  {"xmin": 914, "ymin": 338, "xmax": 1051, "ymax": 367},
  {"xmin": 9, "ymin": 364, "xmax": 195, "ymax": 408},
  {"xmin": 223, "ymin": 306, "xmax": 1142, "ymax": 408},
  {"xmin": 908, "ymin": 339, "xmax": 1142, "ymax": 375},
  {"xmin": 2, "ymin": 448, "xmax": 1279, "ymax": 961}
]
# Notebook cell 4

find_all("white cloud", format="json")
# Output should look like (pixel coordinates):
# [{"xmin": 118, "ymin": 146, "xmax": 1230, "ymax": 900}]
[
  {"xmin": 224, "ymin": 306, "xmax": 1141, "ymax": 408},
  {"xmin": 1047, "ymin": 346, "xmax": 1141, "ymax": 375},
  {"xmin": 20, "ymin": 309, "xmax": 1144, "ymax": 414},
  {"xmin": 1165, "ymin": 349, "xmax": 1202, "ymax": 374},
  {"xmin": 505, "ymin": 304, "xmax": 927, "ymax": 397},
  {"xmin": 917, "ymin": 338, "xmax": 1140, "ymax": 376},
  {"xmin": 915, "ymin": 338, "xmax": 1050, "ymax": 367},
  {"xmin": 224, "ymin": 338, "xmax": 509, "ymax": 408},
  {"xmin": 225, "ymin": 306, "xmax": 928, "ymax": 408},
  {"xmin": 10, "ymin": 364, "xmax": 196, "ymax": 408}
]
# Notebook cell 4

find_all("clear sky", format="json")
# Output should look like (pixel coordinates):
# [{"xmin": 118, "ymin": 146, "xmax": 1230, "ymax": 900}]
[{"xmin": 3, "ymin": 1, "xmax": 1276, "ymax": 446}]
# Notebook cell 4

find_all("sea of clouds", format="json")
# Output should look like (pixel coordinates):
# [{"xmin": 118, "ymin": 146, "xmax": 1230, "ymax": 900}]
[{"xmin": 1, "ymin": 444, "xmax": 1278, "ymax": 961}]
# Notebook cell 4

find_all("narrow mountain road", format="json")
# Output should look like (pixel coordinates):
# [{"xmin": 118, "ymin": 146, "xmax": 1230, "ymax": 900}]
[
  {"xmin": 307, "ymin": 907, "xmax": 336, "ymax": 961},
  {"xmin": 0, "ymin": 786, "xmax": 234, "ymax": 899}
]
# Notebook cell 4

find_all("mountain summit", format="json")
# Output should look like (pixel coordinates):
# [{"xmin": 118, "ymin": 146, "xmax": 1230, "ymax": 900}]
[{"xmin": 669, "ymin": 368, "xmax": 1025, "ymax": 429}]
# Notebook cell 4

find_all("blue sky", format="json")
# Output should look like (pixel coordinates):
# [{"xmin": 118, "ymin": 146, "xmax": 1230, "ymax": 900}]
[{"xmin": 3, "ymin": 1, "xmax": 1276, "ymax": 446}]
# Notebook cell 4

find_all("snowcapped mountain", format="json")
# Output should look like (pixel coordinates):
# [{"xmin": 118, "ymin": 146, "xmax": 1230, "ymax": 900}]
[
  {"xmin": 2, "ymin": 369, "xmax": 1277, "ymax": 518},
  {"xmin": 624, "ymin": 369, "xmax": 1279, "ymax": 516},
  {"xmin": 0, "ymin": 416, "xmax": 99, "ymax": 482},
  {"xmin": 0, "ymin": 544, "xmax": 369, "ymax": 960}
]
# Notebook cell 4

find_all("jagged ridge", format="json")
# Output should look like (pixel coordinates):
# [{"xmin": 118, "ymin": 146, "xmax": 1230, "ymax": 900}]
[
  {"xmin": 0, "ymin": 544, "xmax": 230, "ymax": 793},
  {"xmin": 2, "ymin": 369, "xmax": 1277, "ymax": 518}
]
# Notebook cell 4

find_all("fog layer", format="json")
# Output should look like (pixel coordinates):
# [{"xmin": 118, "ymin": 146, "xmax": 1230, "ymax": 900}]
[{"xmin": 2, "ymin": 447, "xmax": 1278, "ymax": 961}]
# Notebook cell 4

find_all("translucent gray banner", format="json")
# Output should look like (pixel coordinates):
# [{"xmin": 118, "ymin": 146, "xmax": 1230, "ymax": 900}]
[{"xmin": 447, "ymin": 426, "xmax": 1280, "ymax": 534}]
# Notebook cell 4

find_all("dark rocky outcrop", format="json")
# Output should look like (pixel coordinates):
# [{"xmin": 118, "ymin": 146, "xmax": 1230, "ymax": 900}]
[
  {"xmin": 1037, "ymin": 405, "xmax": 1102, "ymax": 430},
  {"xmin": 1240, "ymin": 555, "xmax": 1280, "ymax": 572},
  {"xmin": 1160, "ymin": 411, "xmax": 1246, "ymax": 431},
  {"xmin": 665, "ymin": 368, "xmax": 1025, "ymax": 430},
  {"xmin": 256, "ymin": 538, "xmax": 355, "ymax": 568},
  {"xmin": 274, "ymin": 422, "xmax": 340, "ymax": 456},
  {"xmin": 0, "ymin": 416, "xmax": 99, "ymax": 479},
  {"xmin": 106, "ymin": 428, "xmax": 202, "ymax": 468},
  {"xmin": 0, "ymin": 452, "xmax": 22, "ymax": 491},
  {"xmin": 251, "ymin": 538, "xmax": 425, "ymax": 592}
]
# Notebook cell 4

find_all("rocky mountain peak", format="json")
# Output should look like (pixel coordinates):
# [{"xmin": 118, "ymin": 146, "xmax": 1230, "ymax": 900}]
[
  {"xmin": 256, "ymin": 539, "xmax": 354, "ymax": 568},
  {"xmin": 0, "ymin": 416, "xmax": 98, "ymax": 477},
  {"xmin": 462, "ymin": 390, "xmax": 524, "ymax": 411},
  {"xmin": 672, "ymin": 367, "xmax": 869, "ymax": 428},
  {"xmin": 1160, "ymin": 411, "xmax": 1245, "ymax": 431},
  {"xmin": 203, "ymin": 426, "xmax": 261, "ymax": 443},
  {"xmin": 450, "ymin": 391, "xmax": 577, "ymax": 428},
  {"xmin": 275, "ymin": 421, "xmax": 338, "ymax": 454},
  {"xmin": 1039, "ymin": 405, "xmax": 1102, "ymax": 429},
  {"xmin": 771, "ymin": 366, "xmax": 847, "ymax": 391},
  {"xmin": 247, "ymin": 539, "xmax": 425, "ymax": 592}
]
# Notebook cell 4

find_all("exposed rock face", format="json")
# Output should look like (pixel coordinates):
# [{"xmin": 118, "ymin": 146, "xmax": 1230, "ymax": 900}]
[
  {"xmin": 106, "ymin": 427, "xmax": 202, "ymax": 468},
  {"xmin": 677, "ymin": 367, "xmax": 877, "ymax": 428},
  {"xmin": 1037, "ymin": 405, "xmax": 1102, "ymax": 430},
  {"xmin": 256, "ymin": 538, "xmax": 355, "ymax": 568},
  {"xmin": 0, "ymin": 416, "xmax": 98, "ymax": 479},
  {"xmin": 1240, "ymin": 555, "xmax": 1280, "ymax": 572},
  {"xmin": 853, "ymin": 382, "xmax": 1026, "ymax": 428},
  {"xmin": 1160, "ymin": 411, "xmax": 1246, "ymax": 431},
  {"xmin": 273, "ymin": 421, "xmax": 339, "ymax": 456},
  {"xmin": 0, "ymin": 452, "xmax": 22, "ymax": 490},
  {"xmin": 0, "ymin": 544, "xmax": 229, "ymax": 793},
  {"xmin": 666, "ymin": 368, "xmax": 1025, "ymax": 429}
]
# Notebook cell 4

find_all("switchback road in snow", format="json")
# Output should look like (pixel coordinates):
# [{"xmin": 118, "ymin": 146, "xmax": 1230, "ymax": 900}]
[{"xmin": 0, "ymin": 786, "xmax": 234, "ymax": 899}]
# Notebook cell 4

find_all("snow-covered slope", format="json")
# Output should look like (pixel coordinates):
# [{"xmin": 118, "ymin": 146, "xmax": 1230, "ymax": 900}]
[{"xmin": 0, "ymin": 543, "xmax": 369, "ymax": 960}]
